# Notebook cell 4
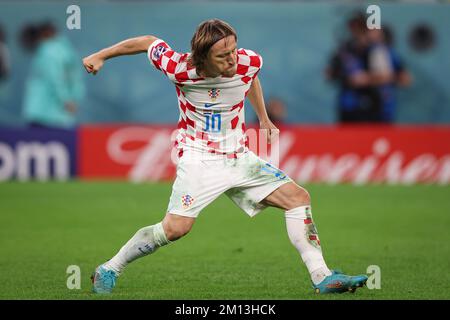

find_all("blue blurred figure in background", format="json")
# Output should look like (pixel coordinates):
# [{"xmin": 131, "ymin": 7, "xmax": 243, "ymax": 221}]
[
  {"xmin": 327, "ymin": 13, "xmax": 380, "ymax": 123},
  {"xmin": 21, "ymin": 21, "xmax": 85, "ymax": 129},
  {"xmin": 327, "ymin": 13, "xmax": 411, "ymax": 123},
  {"xmin": 367, "ymin": 27, "xmax": 412, "ymax": 123}
]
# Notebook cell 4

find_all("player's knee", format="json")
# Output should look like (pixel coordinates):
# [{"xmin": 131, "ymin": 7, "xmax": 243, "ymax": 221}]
[
  {"xmin": 162, "ymin": 216, "xmax": 194, "ymax": 241},
  {"xmin": 289, "ymin": 186, "xmax": 311, "ymax": 209},
  {"xmin": 164, "ymin": 223, "xmax": 192, "ymax": 241}
]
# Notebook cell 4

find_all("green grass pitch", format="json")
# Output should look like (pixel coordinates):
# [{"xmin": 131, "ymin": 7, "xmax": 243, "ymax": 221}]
[{"xmin": 0, "ymin": 181, "xmax": 449, "ymax": 300}]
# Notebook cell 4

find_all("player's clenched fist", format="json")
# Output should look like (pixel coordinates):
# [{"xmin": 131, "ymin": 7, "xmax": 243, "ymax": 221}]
[{"xmin": 83, "ymin": 54, "xmax": 104, "ymax": 75}]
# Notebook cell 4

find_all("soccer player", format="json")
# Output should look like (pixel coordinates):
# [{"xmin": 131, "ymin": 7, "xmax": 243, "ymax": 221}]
[{"xmin": 83, "ymin": 19, "xmax": 368, "ymax": 294}]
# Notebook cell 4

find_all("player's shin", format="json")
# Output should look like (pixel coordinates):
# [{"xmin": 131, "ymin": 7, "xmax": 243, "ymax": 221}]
[
  {"xmin": 285, "ymin": 206, "xmax": 332, "ymax": 285},
  {"xmin": 102, "ymin": 222, "xmax": 171, "ymax": 275}
]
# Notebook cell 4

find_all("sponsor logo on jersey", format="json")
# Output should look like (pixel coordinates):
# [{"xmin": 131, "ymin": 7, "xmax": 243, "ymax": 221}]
[
  {"xmin": 204, "ymin": 103, "xmax": 220, "ymax": 108},
  {"xmin": 208, "ymin": 88, "xmax": 220, "ymax": 101}
]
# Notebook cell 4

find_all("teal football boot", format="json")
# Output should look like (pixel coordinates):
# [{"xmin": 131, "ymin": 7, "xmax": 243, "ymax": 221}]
[
  {"xmin": 91, "ymin": 265, "xmax": 117, "ymax": 294},
  {"xmin": 313, "ymin": 270, "xmax": 368, "ymax": 294},
  {"xmin": 347, "ymin": 273, "xmax": 369, "ymax": 293}
]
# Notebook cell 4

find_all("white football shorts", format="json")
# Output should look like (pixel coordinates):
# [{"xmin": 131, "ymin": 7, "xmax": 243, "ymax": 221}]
[{"xmin": 167, "ymin": 151, "xmax": 292, "ymax": 218}]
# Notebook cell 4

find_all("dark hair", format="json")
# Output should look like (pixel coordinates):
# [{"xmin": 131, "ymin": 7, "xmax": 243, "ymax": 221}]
[
  {"xmin": 19, "ymin": 24, "xmax": 40, "ymax": 52},
  {"xmin": 39, "ymin": 21, "xmax": 57, "ymax": 36},
  {"xmin": 347, "ymin": 11, "xmax": 366, "ymax": 32},
  {"xmin": 189, "ymin": 19, "xmax": 237, "ymax": 71}
]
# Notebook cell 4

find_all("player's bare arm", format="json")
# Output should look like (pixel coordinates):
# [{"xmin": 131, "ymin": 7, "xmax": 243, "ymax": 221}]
[
  {"xmin": 247, "ymin": 75, "xmax": 279, "ymax": 143},
  {"xmin": 82, "ymin": 35, "xmax": 157, "ymax": 74}
]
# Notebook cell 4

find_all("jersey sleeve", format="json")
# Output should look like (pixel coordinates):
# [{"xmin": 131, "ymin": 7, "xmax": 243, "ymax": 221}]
[
  {"xmin": 147, "ymin": 38, "xmax": 186, "ymax": 79},
  {"xmin": 236, "ymin": 49, "xmax": 263, "ymax": 83}
]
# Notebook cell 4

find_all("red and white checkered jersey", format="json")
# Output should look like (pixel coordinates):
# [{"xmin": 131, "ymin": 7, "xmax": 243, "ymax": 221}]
[{"xmin": 147, "ymin": 38, "xmax": 262, "ymax": 159}]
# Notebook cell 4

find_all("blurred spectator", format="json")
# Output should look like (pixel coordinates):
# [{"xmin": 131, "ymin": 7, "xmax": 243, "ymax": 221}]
[
  {"xmin": 367, "ymin": 27, "xmax": 412, "ymax": 122},
  {"xmin": 0, "ymin": 24, "xmax": 10, "ymax": 81},
  {"xmin": 21, "ymin": 21, "xmax": 85, "ymax": 129},
  {"xmin": 327, "ymin": 12, "xmax": 381, "ymax": 123},
  {"xmin": 265, "ymin": 97, "xmax": 287, "ymax": 126},
  {"xmin": 251, "ymin": 97, "xmax": 287, "ymax": 126},
  {"xmin": 19, "ymin": 24, "xmax": 41, "ymax": 53},
  {"xmin": 327, "ymin": 13, "xmax": 411, "ymax": 123}
]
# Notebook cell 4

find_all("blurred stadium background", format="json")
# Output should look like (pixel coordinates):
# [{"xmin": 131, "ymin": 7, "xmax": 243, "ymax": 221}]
[{"xmin": 0, "ymin": 0, "xmax": 449, "ymax": 300}]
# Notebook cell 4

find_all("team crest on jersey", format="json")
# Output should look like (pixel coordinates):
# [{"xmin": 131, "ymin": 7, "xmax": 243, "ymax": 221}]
[
  {"xmin": 181, "ymin": 194, "xmax": 195, "ymax": 209},
  {"xmin": 208, "ymin": 88, "xmax": 220, "ymax": 101},
  {"xmin": 152, "ymin": 45, "xmax": 168, "ymax": 60}
]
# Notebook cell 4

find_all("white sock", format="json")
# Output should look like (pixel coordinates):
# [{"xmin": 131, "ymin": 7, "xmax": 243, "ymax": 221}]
[
  {"xmin": 285, "ymin": 205, "xmax": 332, "ymax": 285},
  {"xmin": 102, "ymin": 222, "xmax": 170, "ymax": 275}
]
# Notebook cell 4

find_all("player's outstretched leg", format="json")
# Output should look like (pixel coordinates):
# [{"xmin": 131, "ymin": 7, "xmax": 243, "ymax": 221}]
[
  {"xmin": 92, "ymin": 213, "xmax": 194, "ymax": 294},
  {"xmin": 265, "ymin": 182, "xmax": 368, "ymax": 294},
  {"xmin": 285, "ymin": 196, "xmax": 368, "ymax": 293}
]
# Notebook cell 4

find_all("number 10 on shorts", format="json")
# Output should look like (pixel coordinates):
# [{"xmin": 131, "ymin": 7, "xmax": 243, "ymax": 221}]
[{"xmin": 204, "ymin": 114, "xmax": 221, "ymax": 132}]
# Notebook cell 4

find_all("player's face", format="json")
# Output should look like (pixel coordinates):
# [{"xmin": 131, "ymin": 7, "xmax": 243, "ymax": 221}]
[{"xmin": 207, "ymin": 35, "xmax": 238, "ymax": 77}]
